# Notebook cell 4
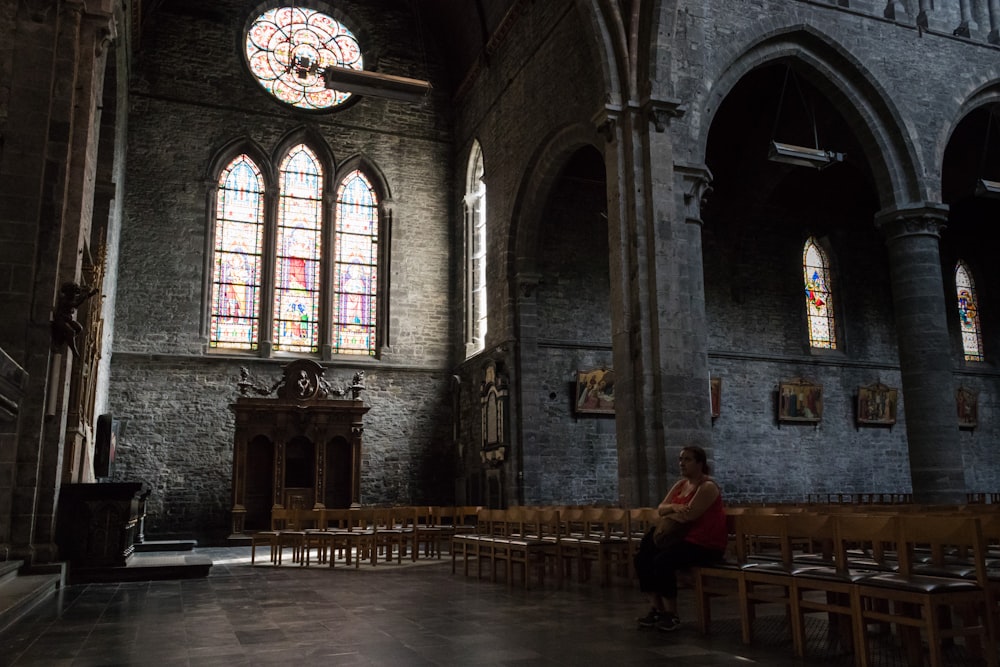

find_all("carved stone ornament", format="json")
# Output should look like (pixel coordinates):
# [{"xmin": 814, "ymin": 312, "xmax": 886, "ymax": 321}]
[
  {"xmin": 642, "ymin": 97, "xmax": 686, "ymax": 133},
  {"xmin": 480, "ymin": 361, "xmax": 509, "ymax": 468}
]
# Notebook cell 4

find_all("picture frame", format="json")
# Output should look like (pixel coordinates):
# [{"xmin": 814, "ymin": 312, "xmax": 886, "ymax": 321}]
[
  {"xmin": 957, "ymin": 386, "xmax": 978, "ymax": 429},
  {"xmin": 710, "ymin": 377, "xmax": 721, "ymax": 418},
  {"xmin": 856, "ymin": 382, "xmax": 897, "ymax": 426},
  {"xmin": 777, "ymin": 379, "xmax": 822, "ymax": 423},
  {"xmin": 575, "ymin": 368, "xmax": 615, "ymax": 415}
]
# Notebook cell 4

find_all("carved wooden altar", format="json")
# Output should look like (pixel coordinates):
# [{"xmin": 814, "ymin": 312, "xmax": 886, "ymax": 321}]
[{"xmin": 229, "ymin": 360, "xmax": 369, "ymax": 536}]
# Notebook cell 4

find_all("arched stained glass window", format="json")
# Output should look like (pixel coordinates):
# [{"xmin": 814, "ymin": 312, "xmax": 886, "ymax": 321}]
[
  {"xmin": 208, "ymin": 142, "xmax": 384, "ymax": 358},
  {"xmin": 332, "ymin": 170, "xmax": 379, "ymax": 355},
  {"xmin": 245, "ymin": 7, "xmax": 363, "ymax": 111},
  {"xmin": 956, "ymin": 260, "xmax": 984, "ymax": 362},
  {"xmin": 273, "ymin": 145, "xmax": 323, "ymax": 353},
  {"xmin": 209, "ymin": 155, "xmax": 265, "ymax": 350},
  {"xmin": 465, "ymin": 142, "xmax": 487, "ymax": 356},
  {"xmin": 803, "ymin": 237, "xmax": 837, "ymax": 349}
]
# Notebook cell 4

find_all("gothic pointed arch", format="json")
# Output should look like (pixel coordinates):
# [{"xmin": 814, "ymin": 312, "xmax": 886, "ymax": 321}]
[{"xmin": 697, "ymin": 25, "xmax": 922, "ymax": 208}]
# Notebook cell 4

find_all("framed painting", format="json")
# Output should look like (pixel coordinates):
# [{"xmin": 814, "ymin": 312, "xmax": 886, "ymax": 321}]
[
  {"xmin": 857, "ymin": 382, "xmax": 897, "ymax": 426},
  {"xmin": 710, "ymin": 377, "xmax": 721, "ymax": 418},
  {"xmin": 778, "ymin": 379, "xmax": 822, "ymax": 423},
  {"xmin": 575, "ymin": 368, "xmax": 614, "ymax": 415},
  {"xmin": 957, "ymin": 386, "xmax": 978, "ymax": 429}
]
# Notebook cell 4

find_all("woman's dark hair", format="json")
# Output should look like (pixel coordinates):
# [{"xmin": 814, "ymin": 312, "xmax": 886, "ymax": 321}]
[{"xmin": 682, "ymin": 446, "xmax": 711, "ymax": 475}]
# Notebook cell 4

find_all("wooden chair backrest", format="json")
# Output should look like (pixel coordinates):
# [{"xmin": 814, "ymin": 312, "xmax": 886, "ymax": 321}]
[
  {"xmin": 895, "ymin": 513, "xmax": 987, "ymax": 582},
  {"xmin": 831, "ymin": 513, "xmax": 900, "ymax": 573},
  {"xmin": 734, "ymin": 513, "xmax": 792, "ymax": 565}
]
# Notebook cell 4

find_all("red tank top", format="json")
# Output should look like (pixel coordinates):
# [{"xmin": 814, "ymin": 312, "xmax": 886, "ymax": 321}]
[{"xmin": 669, "ymin": 480, "xmax": 728, "ymax": 552}]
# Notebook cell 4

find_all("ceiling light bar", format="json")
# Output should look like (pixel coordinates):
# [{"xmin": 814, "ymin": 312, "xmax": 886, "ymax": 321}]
[
  {"xmin": 323, "ymin": 67, "xmax": 432, "ymax": 103},
  {"xmin": 768, "ymin": 141, "xmax": 845, "ymax": 170},
  {"xmin": 975, "ymin": 178, "xmax": 1000, "ymax": 199}
]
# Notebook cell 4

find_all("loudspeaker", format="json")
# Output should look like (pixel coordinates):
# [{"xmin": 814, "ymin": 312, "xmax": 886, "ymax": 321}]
[{"xmin": 95, "ymin": 413, "xmax": 118, "ymax": 478}]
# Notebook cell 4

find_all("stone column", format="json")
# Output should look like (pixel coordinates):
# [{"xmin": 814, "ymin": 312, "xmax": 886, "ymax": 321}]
[
  {"xmin": 988, "ymin": 0, "xmax": 1000, "ymax": 43},
  {"xmin": 875, "ymin": 203, "xmax": 965, "ymax": 504},
  {"xmin": 596, "ymin": 96, "xmax": 713, "ymax": 508}
]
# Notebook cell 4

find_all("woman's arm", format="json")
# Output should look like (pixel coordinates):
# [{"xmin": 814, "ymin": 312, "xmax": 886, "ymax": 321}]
[
  {"xmin": 656, "ymin": 479, "xmax": 686, "ymax": 516},
  {"xmin": 672, "ymin": 480, "xmax": 720, "ymax": 523}
]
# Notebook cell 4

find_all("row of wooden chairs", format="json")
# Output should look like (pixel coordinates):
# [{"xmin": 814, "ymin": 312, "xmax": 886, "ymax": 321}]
[
  {"xmin": 250, "ymin": 505, "xmax": 481, "ymax": 567},
  {"xmin": 452, "ymin": 506, "xmax": 652, "ymax": 589},
  {"xmin": 692, "ymin": 507, "xmax": 1000, "ymax": 667}
]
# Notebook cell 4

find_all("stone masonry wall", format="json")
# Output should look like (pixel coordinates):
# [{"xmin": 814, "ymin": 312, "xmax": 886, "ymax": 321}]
[{"xmin": 110, "ymin": 0, "xmax": 456, "ymax": 542}]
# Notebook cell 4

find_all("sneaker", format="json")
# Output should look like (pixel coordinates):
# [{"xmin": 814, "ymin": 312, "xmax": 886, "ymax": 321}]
[
  {"xmin": 656, "ymin": 615, "xmax": 681, "ymax": 632},
  {"xmin": 637, "ymin": 608, "xmax": 664, "ymax": 628}
]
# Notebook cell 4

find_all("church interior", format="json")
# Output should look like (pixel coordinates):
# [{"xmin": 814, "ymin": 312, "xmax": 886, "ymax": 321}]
[{"xmin": 3, "ymin": 0, "xmax": 1000, "ymax": 662}]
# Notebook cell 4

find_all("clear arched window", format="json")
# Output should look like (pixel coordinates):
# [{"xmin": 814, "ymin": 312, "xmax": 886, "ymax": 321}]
[
  {"xmin": 956, "ymin": 260, "xmax": 983, "ymax": 362},
  {"xmin": 209, "ymin": 144, "xmax": 383, "ymax": 357},
  {"xmin": 333, "ymin": 170, "xmax": 379, "ymax": 355},
  {"xmin": 465, "ymin": 142, "xmax": 487, "ymax": 356},
  {"xmin": 803, "ymin": 237, "xmax": 837, "ymax": 349},
  {"xmin": 209, "ymin": 155, "xmax": 265, "ymax": 350},
  {"xmin": 245, "ymin": 7, "xmax": 363, "ymax": 111}
]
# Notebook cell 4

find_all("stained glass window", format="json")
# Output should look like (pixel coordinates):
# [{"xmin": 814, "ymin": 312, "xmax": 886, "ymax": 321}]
[
  {"xmin": 209, "ymin": 144, "xmax": 383, "ymax": 357},
  {"xmin": 803, "ymin": 237, "xmax": 837, "ymax": 349},
  {"xmin": 210, "ymin": 155, "xmax": 264, "ymax": 350},
  {"xmin": 333, "ymin": 170, "xmax": 379, "ymax": 355},
  {"xmin": 956, "ymin": 260, "xmax": 983, "ymax": 362},
  {"xmin": 245, "ymin": 7, "xmax": 363, "ymax": 111},
  {"xmin": 465, "ymin": 142, "xmax": 487, "ymax": 356},
  {"xmin": 273, "ymin": 145, "xmax": 323, "ymax": 353}
]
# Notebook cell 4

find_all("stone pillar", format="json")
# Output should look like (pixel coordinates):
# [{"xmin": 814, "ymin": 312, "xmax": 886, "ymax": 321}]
[
  {"xmin": 597, "ymin": 96, "xmax": 713, "ymax": 508},
  {"xmin": 875, "ymin": 203, "xmax": 965, "ymax": 504},
  {"xmin": 988, "ymin": 0, "xmax": 1000, "ymax": 43}
]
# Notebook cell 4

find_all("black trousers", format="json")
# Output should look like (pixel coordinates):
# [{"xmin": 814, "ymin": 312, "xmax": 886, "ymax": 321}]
[{"xmin": 634, "ymin": 529, "xmax": 723, "ymax": 598}]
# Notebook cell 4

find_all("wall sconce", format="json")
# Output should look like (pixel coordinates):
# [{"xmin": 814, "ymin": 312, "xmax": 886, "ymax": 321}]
[{"xmin": 769, "ymin": 141, "xmax": 845, "ymax": 170}]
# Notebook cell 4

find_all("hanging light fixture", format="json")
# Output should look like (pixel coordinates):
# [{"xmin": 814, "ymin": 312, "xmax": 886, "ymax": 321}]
[
  {"xmin": 768, "ymin": 66, "xmax": 844, "ymax": 170},
  {"xmin": 975, "ymin": 106, "xmax": 1000, "ymax": 198}
]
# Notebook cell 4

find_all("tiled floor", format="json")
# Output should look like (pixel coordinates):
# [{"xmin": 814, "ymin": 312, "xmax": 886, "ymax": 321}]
[{"xmin": 0, "ymin": 546, "xmax": 985, "ymax": 666}]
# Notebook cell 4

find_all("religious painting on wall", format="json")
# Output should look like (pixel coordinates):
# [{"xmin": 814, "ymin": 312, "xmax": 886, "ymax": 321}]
[
  {"xmin": 957, "ymin": 386, "xmax": 978, "ymax": 429},
  {"xmin": 856, "ymin": 382, "xmax": 897, "ymax": 426},
  {"xmin": 777, "ymin": 378, "xmax": 822, "ymax": 423},
  {"xmin": 710, "ymin": 377, "xmax": 721, "ymax": 419},
  {"xmin": 575, "ymin": 368, "xmax": 615, "ymax": 415}
]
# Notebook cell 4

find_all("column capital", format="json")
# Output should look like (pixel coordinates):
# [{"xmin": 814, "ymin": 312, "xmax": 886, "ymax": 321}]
[
  {"xmin": 874, "ymin": 202, "xmax": 948, "ymax": 242},
  {"xmin": 675, "ymin": 162, "xmax": 713, "ymax": 225},
  {"xmin": 641, "ymin": 97, "xmax": 686, "ymax": 133}
]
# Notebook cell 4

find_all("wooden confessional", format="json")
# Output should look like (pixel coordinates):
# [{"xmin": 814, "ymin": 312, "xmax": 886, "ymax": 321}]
[{"xmin": 228, "ymin": 359, "xmax": 369, "ymax": 536}]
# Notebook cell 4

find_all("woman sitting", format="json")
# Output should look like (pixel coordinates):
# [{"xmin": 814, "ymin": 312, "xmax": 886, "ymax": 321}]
[{"xmin": 634, "ymin": 445, "xmax": 727, "ymax": 632}]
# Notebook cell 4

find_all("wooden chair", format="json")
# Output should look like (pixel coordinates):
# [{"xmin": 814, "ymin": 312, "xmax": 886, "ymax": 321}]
[
  {"xmin": 451, "ymin": 508, "xmax": 500, "ymax": 580},
  {"xmin": 783, "ymin": 513, "xmax": 867, "ymax": 663},
  {"xmin": 595, "ymin": 508, "xmax": 632, "ymax": 586},
  {"xmin": 250, "ymin": 527, "xmax": 280, "ymax": 565},
  {"xmin": 851, "ymin": 514, "xmax": 997, "ymax": 667},
  {"xmin": 628, "ymin": 507, "xmax": 660, "ymax": 581},
  {"xmin": 413, "ymin": 506, "xmax": 442, "ymax": 560}
]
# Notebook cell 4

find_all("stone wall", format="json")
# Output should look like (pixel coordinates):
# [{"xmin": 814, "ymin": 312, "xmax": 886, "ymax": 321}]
[
  {"xmin": 109, "ymin": 0, "xmax": 1000, "ymax": 543},
  {"xmin": 111, "ymin": 0, "xmax": 456, "ymax": 542}
]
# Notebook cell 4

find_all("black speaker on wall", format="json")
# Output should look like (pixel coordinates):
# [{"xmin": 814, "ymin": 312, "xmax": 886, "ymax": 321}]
[{"xmin": 95, "ymin": 413, "xmax": 118, "ymax": 479}]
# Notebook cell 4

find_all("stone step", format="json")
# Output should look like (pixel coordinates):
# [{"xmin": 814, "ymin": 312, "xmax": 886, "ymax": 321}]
[
  {"xmin": 68, "ymin": 551, "xmax": 212, "ymax": 585},
  {"xmin": 133, "ymin": 540, "xmax": 197, "ymax": 553},
  {"xmin": 0, "ymin": 564, "xmax": 63, "ymax": 634}
]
